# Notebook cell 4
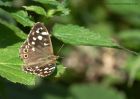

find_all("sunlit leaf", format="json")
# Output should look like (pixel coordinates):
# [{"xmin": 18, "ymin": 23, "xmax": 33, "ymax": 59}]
[
  {"xmin": 0, "ymin": 43, "xmax": 35, "ymax": 85},
  {"xmin": 23, "ymin": 6, "xmax": 47, "ymax": 16},
  {"xmin": 11, "ymin": 10, "xmax": 34, "ymax": 27},
  {"xmin": 53, "ymin": 24, "xmax": 119, "ymax": 48},
  {"xmin": 0, "ymin": 23, "xmax": 35, "ymax": 85},
  {"xmin": 55, "ymin": 64, "xmax": 65, "ymax": 78}
]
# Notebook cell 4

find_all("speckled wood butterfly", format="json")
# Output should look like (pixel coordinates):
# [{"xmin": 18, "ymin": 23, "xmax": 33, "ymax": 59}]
[{"xmin": 19, "ymin": 22, "xmax": 57, "ymax": 77}]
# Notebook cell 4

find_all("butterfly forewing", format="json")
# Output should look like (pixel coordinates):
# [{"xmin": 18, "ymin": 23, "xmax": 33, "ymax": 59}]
[{"xmin": 19, "ymin": 22, "xmax": 57, "ymax": 77}]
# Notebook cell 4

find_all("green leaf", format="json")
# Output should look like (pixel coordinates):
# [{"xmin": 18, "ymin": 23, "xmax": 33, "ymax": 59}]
[
  {"xmin": 55, "ymin": 64, "xmax": 65, "ymax": 78},
  {"xmin": 33, "ymin": 0, "xmax": 70, "ymax": 16},
  {"xmin": 105, "ymin": 0, "xmax": 140, "ymax": 15},
  {"xmin": 23, "ymin": 6, "xmax": 47, "ymax": 16},
  {"xmin": 91, "ymin": 23, "xmax": 114, "ymax": 36},
  {"xmin": 105, "ymin": 0, "xmax": 140, "ymax": 26},
  {"xmin": 70, "ymin": 84, "xmax": 126, "ymax": 99},
  {"xmin": 0, "ymin": 8, "xmax": 15, "ymax": 23},
  {"xmin": 0, "ymin": 19, "xmax": 26, "ymax": 39},
  {"xmin": 0, "ymin": 1, "xmax": 12, "ymax": 7},
  {"xmin": 11, "ymin": 10, "xmax": 35, "ymax": 27},
  {"xmin": 125, "ymin": 56, "xmax": 140, "ymax": 81},
  {"xmin": 119, "ymin": 30, "xmax": 140, "ymax": 39},
  {"xmin": 0, "ymin": 23, "xmax": 35, "ymax": 85},
  {"xmin": 34, "ymin": 0, "xmax": 60, "ymax": 6},
  {"xmin": 118, "ymin": 30, "xmax": 140, "ymax": 50},
  {"xmin": 46, "ymin": 9, "xmax": 56, "ymax": 18},
  {"xmin": 0, "ymin": 43, "xmax": 35, "ymax": 85},
  {"xmin": 53, "ymin": 24, "xmax": 119, "ymax": 48},
  {"xmin": 56, "ymin": 4, "xmax": 70, "ymax": 16}
]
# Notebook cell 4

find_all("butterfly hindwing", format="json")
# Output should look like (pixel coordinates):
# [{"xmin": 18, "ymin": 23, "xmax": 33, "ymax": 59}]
[{"xmin": 19, "ymin": 22, "xmax": 57, "ymax": 77}]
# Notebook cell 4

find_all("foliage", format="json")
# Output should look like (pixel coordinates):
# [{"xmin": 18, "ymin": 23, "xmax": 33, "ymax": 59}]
[
  {"xmin": 0, "ymin": 0, "xmax": 119, "ymax": 85},
  {"xmin": 53, "ymin": 24, "xmax": 119, "ymax": 47},
  {"xmin": 0, "ymin": 0, "xmax": 139, "ymax": 99},
  {"xmin": 70, "ymin": 84, "xmax": 125, "ymax": 99}
]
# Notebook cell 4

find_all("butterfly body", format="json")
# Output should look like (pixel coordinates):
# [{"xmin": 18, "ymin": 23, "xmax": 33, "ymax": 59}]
[{"xmin": 19, "ymin": 22, "xmax": 57, "ymax": 77}]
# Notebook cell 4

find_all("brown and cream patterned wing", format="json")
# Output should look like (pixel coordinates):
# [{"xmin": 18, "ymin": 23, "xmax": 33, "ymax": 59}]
[{"xmin": 19, "ymin": 22, "xmax": 57, "ymax": 77}]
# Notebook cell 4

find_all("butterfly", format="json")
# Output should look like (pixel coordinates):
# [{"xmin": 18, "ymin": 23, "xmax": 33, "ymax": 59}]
[{"xmin": 19, "ymin": 22, "xmax": 58, "ymax": 77}]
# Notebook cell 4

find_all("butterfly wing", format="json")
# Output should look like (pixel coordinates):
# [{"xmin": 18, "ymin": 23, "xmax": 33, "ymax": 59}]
[{"xmin": 19, "ymin": 22, "xmax": 57, "ymax": 77}]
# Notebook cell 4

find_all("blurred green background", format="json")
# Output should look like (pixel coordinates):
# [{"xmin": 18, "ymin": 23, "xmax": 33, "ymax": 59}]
[{"xmin": 0, "ymin": 0, "xmax": 140, "ymax": 99}]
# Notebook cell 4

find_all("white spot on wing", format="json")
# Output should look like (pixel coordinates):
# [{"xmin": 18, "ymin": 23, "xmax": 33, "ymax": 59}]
[
  {"xmin": 32, "ymin": 47, "xmax": 35, "ymax": 51},
  {"xmin": 44, "ymin": 43, "xmax": 48, "ymax": 46},
  {"xmin": 32, "ymin": 42, "xmax": 35, "ymax": 45},
  {"xmin": 37, "ymin": 35, "xmax": 43, "ymax": 40},
  {"xmin": 36, "ymin": 29, "xmax": 39, "ymax": 33},
  {"xmin": 35, "ymin": 66, "xmax": 39, "ymax": 69},
  {"xmin": 36, "ymin": 27, "xmax": 43, "ymax": 33},
  {"xmin": 49, "ymin": 67, "xmax": 55, "ymax": 70},
  {"xmin": 44, "ymin": 71, "xmax": 48, "ymax": 73},
  {"xmin": 33, "ymin": 37, "xmax": 37, "ymax": 40},
  {"xmin": 41, "ymin": 32, "xmax": 49, "ymax": 35},
  {"xmin": 44, "ymin": 67, "xmax": 49, "ymax": 70}
]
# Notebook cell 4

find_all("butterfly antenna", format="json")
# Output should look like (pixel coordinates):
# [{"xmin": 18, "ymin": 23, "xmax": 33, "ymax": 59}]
[{"xmin": 56, "ymin": 44, "xmax": 65, "ymax": 58}]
